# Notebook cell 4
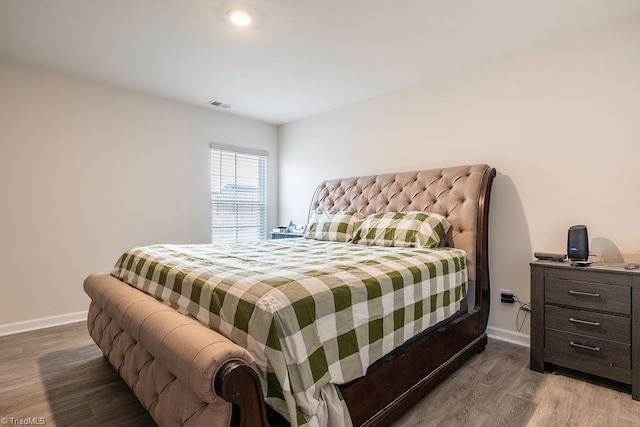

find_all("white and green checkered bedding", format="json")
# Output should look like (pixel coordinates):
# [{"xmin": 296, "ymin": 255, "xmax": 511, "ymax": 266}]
[
  {"xmin": 111, "ymin": 239, "xmax": 467, "ymax": 427},
  {"xmin": 353, "ymin": 211, "xmax": 450, "ymax": 248},
  {"xmin": 304, "ymin": 210, "xmax": 364, "ymax": 242}
]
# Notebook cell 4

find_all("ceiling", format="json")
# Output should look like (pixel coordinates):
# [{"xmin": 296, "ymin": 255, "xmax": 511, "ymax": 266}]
[{"xmin": 1, "ymin": 1, "xmax": 639, "ymax": 125}]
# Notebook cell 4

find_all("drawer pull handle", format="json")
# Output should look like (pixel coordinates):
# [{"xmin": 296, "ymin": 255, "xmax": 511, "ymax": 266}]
[
  {"xmin": 569, "ymin": 341, "xmax": 601, "ymax": 352},
  {"xmin": 568, "ymin": 317, "xmax": 601, "ymax": 327},
  {"xmin": 568, "ymin": 290, "xmax": 600, "ymax": 297}
]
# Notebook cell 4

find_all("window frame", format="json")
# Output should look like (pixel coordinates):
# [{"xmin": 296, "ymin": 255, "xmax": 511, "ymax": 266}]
[{"xmin": 210, "ymin": 143, "xmax": 268, "ymax": 244}]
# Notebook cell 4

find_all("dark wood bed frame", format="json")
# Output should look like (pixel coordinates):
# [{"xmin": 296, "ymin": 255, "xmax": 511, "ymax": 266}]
[
  {"xmin": 214, "ymin": 165, "xmax": 496, "ymax": 427},
  {"xmin": 85, "ymin": 165, "xmax": 496, "ymax": 427}
]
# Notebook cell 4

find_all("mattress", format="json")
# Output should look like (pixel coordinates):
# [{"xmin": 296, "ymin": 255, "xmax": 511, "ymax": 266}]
[{"xmin": 111, "ymin": 238, "xmax": 468, "ymax": 427}]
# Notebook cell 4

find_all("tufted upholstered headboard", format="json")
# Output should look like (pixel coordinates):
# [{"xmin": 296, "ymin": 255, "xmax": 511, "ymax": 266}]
[{"xmin": 308, "ymin": 164, "xmax": 495, "ymax": 286}]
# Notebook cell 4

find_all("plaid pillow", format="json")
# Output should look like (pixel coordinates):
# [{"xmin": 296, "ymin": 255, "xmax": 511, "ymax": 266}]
[
  {"xmin": 352, "ymin": 211, "xmax": 451, "ymax": 248},
  {"xmin": 304, "ymin": 210, "xmax": 365, "ymax": 242}
]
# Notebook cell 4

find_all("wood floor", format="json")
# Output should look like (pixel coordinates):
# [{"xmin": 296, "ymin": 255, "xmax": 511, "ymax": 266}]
[{"xmin": 1, "ymin": 322, "xmax": 639, "ymax": 426}]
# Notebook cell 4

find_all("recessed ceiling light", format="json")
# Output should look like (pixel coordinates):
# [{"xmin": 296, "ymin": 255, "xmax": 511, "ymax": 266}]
[{"xmin": 227, "ymin": 8, "xmax": 254, "ymax": 27}]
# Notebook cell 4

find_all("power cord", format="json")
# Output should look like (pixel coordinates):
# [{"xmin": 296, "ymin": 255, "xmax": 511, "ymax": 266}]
[
  {"xmin": 589, "ymin": 251, "xmax": 605, "ymax": 264},
  {"xmin": 513, "ymin": 296, "xmax": 531, "ymax": 332}
]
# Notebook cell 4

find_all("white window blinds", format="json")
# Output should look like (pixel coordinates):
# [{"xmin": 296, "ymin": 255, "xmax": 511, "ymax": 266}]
[{"xmin": 210, "ymin": 145, "xmax": 267, "ymax": 244}]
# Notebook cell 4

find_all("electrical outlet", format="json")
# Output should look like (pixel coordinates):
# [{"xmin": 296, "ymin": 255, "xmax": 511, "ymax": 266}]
[{"xmin": 500, "ymin": 289, "xmax": 515, "ymax": 304}]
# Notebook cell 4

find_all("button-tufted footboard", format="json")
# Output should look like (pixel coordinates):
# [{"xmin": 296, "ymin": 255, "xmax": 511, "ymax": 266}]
[{"xmin": 84, "ymin": 273, "xmax": 268, "ymax": 427}]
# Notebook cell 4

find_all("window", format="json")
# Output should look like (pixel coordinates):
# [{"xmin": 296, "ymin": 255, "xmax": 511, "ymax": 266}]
[{"xmin": 210, "ymin": 144, "xmax": 267, "ymax": 244}]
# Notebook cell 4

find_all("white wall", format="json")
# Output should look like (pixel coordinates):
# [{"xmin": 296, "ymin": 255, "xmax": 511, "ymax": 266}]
[
  {"xmin": 0, "ymin": 59, "xmax": 278, "ymax": 330},
  {"xmin": 279, "ymin": 17, "xmax": 640, "ymax": 342}
]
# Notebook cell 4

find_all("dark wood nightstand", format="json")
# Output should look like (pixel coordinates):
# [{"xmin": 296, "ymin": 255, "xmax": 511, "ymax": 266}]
[
  {"xmin": 530, "ymin": 260, "xmax": 640, "ymax": 400},
  {"xmin": 271, "ymin": 232, "xmax": 304, "ymax": 239}
]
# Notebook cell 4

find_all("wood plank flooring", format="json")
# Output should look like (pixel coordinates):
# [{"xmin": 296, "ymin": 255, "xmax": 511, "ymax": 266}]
[
  {"xmin": 1, "ymin": 322, "xmax": 639, "ymax": 426},
  {"xmin": 0, "ymin": 322, "xmax": 154, "ymax": 426}
]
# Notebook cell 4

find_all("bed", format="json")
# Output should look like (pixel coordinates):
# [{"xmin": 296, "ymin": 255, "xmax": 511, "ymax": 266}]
[{"xmin": 84, "ymin": 164, "xmax": 496, "ymax": 427}]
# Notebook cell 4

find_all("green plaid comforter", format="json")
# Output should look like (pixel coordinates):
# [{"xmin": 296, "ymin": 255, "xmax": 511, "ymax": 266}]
[{"xmin": 111, "ymin": 239, "xmax": 467, "ymax": 427}]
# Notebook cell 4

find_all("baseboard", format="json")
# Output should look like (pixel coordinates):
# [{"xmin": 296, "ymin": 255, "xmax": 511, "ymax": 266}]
[
  {"xmin": 0, "ymin": 311, "xmax": 88, "ymax": 337},
  {"xmin": 487, "ymin": 326, "xmax": 530, "ymax": 347}
]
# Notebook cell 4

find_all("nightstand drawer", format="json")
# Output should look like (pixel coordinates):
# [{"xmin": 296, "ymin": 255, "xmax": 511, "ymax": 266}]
[
  {"xmin": 271, "ymin": 232, "xmax": 304, "ymax": 239},
  {"xmin": 545, "ymin": 328, "xmax": 631, "ymax": 370},
  {"xmin": 545, "ymin": 278, "xmax": 630, "ymax": 315},
  {"xmin": 545, "ymin": 305, "xmax": 630, "ymax": 344}
]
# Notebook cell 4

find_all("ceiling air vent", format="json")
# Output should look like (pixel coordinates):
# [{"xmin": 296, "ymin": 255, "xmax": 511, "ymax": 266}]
[{"xmin": 207, "ymin": 100, "xmax": 233, "ymax": 109}]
